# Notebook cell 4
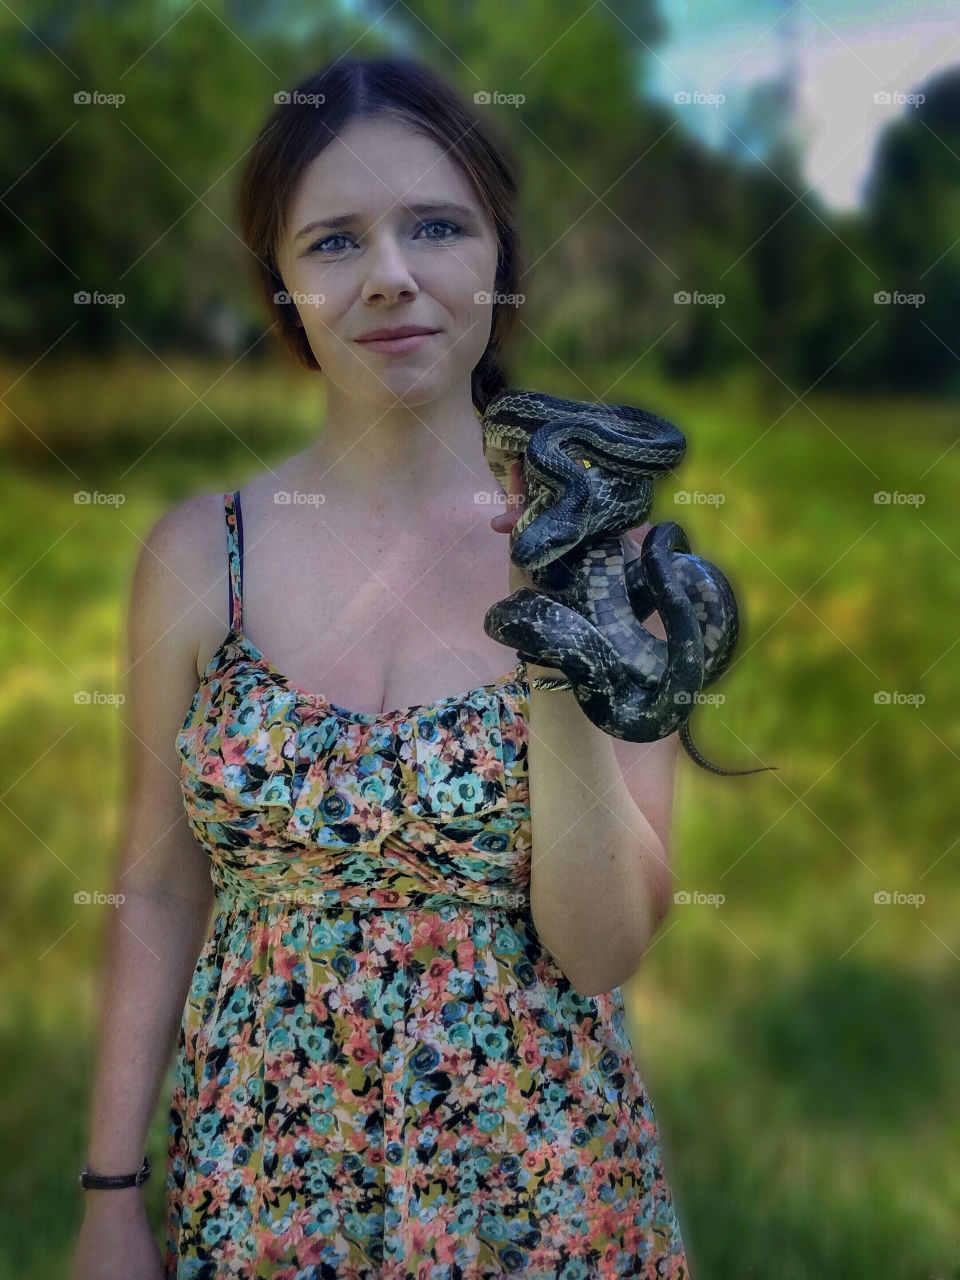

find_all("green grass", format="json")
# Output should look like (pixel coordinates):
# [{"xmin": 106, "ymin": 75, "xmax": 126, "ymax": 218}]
[{"xmin": 1, "ymin": 354, "xmax": 958, "ymax": 1277}]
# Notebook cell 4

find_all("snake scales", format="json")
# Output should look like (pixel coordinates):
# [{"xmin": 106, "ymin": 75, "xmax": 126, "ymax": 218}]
[{"xmin": 480, "ymin": 389, "xmax": 776, "ymax": 777}]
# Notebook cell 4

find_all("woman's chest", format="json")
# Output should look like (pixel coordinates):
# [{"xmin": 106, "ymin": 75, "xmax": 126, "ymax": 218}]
[{"xmin": 199, "ymin": 517, "xmax": 516, "ymax": 714}]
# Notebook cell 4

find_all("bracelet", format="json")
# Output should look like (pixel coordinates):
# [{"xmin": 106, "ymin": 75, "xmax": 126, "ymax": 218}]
[
  {"xmin": 78, "ymin": 1155, "xmax": 150, "ymax": 1190},
  {"xmin": 530, "ymin": 675, "xmax": 574, "ymax": 691},
  {"xmin": 517, "ymin": 655, "xmax": 574, "ymax": 692}
]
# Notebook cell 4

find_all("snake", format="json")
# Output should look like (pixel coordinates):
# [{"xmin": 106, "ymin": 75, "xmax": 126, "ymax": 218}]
[{"xmin": 480, "ymin": 389, "xmax": 777, "ymax": 777}]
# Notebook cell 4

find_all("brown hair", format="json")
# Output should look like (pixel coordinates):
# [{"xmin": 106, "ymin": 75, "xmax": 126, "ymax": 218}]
[{"xmin": 237, "ymin": 56, "xmax": 524, "ymax": 413}]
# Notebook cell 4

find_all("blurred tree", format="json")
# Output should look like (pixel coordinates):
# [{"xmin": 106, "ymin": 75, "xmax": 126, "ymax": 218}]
[
  {"xmin": 862, "ymin": 64, "xmax": 960, "ymax": 393},
  {"xmin": 1, "ymin": 0, "xmax": 954, "ymax": 399}
]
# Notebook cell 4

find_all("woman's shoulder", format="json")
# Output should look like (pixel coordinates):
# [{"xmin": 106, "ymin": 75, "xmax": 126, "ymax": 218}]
[
  {"xmin": 132, "ymin": 489, "xmax": 233, "ymax": 667},
  {"xmin": 144, "ymin": 488, "xmax": 229, "ymax": 577}
]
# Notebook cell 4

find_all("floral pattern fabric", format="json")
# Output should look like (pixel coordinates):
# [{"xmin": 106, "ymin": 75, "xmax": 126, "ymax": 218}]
[{"xmin": 163, "ymin": 490, "xmax": 689, "ymax": 1279}]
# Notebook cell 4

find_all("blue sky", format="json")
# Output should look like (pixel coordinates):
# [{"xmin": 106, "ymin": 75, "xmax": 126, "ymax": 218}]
[{"xmin": 646, "ymin": 0, "xmax": 960, "ymax": 207}]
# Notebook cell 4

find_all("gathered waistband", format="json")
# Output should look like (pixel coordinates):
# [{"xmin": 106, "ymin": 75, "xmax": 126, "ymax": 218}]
[{"xmin": 211, "ymin": 864, "xmax": 531, "ymax": 917}]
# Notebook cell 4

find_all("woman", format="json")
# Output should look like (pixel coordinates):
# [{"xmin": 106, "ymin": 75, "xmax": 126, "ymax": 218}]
[{"xmin": 72, "ymin": 55, "xmax": 689, "ymax": 1279}]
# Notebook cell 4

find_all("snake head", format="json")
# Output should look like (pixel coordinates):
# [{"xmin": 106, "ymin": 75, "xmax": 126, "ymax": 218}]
[{"xmin": 481, "ymin": 389, "xmax": 680, "ymax": 579}]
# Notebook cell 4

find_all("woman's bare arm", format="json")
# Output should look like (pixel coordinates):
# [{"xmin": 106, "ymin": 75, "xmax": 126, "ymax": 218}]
[{"xmin": 78, "ymin": 494, "xmax": 224, "ymax": 1216}]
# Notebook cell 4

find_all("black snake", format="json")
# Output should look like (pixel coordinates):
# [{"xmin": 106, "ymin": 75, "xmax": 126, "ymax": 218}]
[{"xmin": 480, "ymin": 389, "xmax": 776, "ymax": 777}]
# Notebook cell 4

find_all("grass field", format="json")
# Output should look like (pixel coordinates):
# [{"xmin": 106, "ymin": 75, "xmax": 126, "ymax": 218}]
[{"xmin": 1, "ymin": 354, "xmax": 957, "ymax": 1277}]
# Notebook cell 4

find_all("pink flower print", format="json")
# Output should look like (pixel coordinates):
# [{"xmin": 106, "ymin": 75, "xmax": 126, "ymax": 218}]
[
  {"xmin": 411, "ymin": 913, "xmax": 452, "ymax": 950},
  {"xmin": 199, "ymin": 754, "xmax": 224, "ymax": 783},
  {"xmin": 521, "ymin": 1042, "xmax": 541, "ymax": 1071},
  {"xmin": 435, "ymin": 1230, "xmax": 459, "ymax": 1263},
  {"xmin": 370, "ymin": 887, "xmax": 403, "ymax": 908},
  {"xmin": 473, "ymin": 740, "xmax": 504, "ymax": 783},
  {"xmin": 221, "ymin": 730, "xmax": 251, "ymax": 768},
  {"xmin": 261, "ymin": 1233, "xmax": 288, "ymax": 1266},
  {"xmin": 272, "ymin": 949, "xmax": 303, "ymax": 985},
  {"xmin": 600, "ymin": 1240, "xmax": 621, "ymax": 1275},
  {"xmin": 301, "ymin": 1061, "xmax": 333, "ymax": 1093},
  {"xmin": 345, "ymin": 1027, "xmax": 378, "ymax": 1069},
  {"xmin": 487, "ymin": 987, "xmax": 512, "ymax": 1021},
  {"xmin": 424, "ymin": 956, "xmax": 455, "ymax": 995},
  {"xmin": 477, "ymin": 1060, "xmax": 514, "ymax": 1088}
]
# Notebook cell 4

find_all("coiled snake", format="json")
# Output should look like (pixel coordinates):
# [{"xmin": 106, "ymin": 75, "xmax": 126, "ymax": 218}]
[{"xmin": 480, "ymin": 389, "xmax": 776, "ymax": 777}]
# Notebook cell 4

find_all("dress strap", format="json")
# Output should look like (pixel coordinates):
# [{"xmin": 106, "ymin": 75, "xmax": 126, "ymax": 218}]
[{"xmin": 224, "ymin": 490, "xmax": 244, "ymax": 633}]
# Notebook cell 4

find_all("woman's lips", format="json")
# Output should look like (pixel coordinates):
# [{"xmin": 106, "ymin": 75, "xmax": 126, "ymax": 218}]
[{"xmin": 355, "ymin": 331, "xmax": 439, "ymax": 354}]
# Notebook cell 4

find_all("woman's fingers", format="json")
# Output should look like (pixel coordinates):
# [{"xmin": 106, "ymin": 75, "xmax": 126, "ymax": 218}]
[
  {"xmin": 621, "ymin": 520, "xmax": 653, "ymax": 562},
  {"xmin": 490, "ymin": 459, "xmax": 526, "ymax": 533},
  {"xmin": 507, "ymin": 460, "xmax": 525, "ymax": 528}
]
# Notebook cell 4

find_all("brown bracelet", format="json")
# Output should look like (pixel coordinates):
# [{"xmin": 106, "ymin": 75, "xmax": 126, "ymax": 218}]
[{"xmin": 78, "ymin": 1155, "xmax": 150, "ymax": 1190}]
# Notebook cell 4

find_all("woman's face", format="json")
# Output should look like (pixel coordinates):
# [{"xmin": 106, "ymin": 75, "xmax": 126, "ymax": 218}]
[{"xmin": 276, "ymin": 115, "xmax": 500, "ymax": 410}]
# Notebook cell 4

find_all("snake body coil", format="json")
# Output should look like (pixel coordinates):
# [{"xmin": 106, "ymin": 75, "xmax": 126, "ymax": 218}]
[{"xmin": 480, "ymin": 389, "xmax": 776, "ymax": 777}]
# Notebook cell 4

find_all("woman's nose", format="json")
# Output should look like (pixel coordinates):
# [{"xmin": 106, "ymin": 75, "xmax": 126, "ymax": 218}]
[{"xmin": 360, "ymin": 235, "xmax": 418, "ymax": 300}]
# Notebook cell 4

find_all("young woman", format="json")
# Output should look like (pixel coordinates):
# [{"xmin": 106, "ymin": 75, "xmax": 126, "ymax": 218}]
[{"xmin": 72, "ymin": 55, "xmax": 689, "ymax": 1279}]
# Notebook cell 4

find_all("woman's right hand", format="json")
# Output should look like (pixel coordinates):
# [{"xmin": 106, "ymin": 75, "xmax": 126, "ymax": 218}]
[{"xmin": 70, "ymin": 1193, "xmax": 165, "ymax": 1280}]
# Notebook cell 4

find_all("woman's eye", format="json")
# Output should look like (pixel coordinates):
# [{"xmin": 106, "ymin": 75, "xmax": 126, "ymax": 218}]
[
  {"xmin": 308, "ymin": 219, "xmax": 461, "ymax": 254},
  {"xmin": 418, "ymin": 218, "xmax": 461, "ymax": 241},
  {"xmin": 309, "ymin": 233, "xmax": 350, "ymax": 254}
]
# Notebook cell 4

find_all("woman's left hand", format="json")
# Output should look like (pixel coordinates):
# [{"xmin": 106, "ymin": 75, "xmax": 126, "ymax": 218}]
[{"xmin": 489, "ymin": 458, "xmax": 537, "ymax": 596}]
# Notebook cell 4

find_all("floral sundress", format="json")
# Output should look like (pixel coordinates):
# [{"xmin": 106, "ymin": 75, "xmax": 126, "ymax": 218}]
[{"xmin": 163, "ymin": 490, "xmax": 690, "ymax": 1279}]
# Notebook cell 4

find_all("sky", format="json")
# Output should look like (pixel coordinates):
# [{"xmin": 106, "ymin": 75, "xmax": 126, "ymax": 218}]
[{"xmin": 645, "ymin": 0, "xmax": 960, "ymax": 208}]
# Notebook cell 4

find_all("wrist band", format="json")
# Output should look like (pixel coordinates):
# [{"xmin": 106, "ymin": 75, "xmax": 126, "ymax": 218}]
[
  {"xmin": 78, "ymin": 1155, "xmax": 150, "ymax": 1190},
  {"xmin": 517, "ymin": 655, "xmax": 574, "ymax": 692},
  {"xmin": 530, "ymin": 675, "xmax": 574, "ymax": 691}
]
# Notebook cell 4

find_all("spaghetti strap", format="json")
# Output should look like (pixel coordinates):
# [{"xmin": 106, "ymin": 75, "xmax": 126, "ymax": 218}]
[{"xmin": 224, "ymin": 490, "xmax": 243, "ymax": 633}]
